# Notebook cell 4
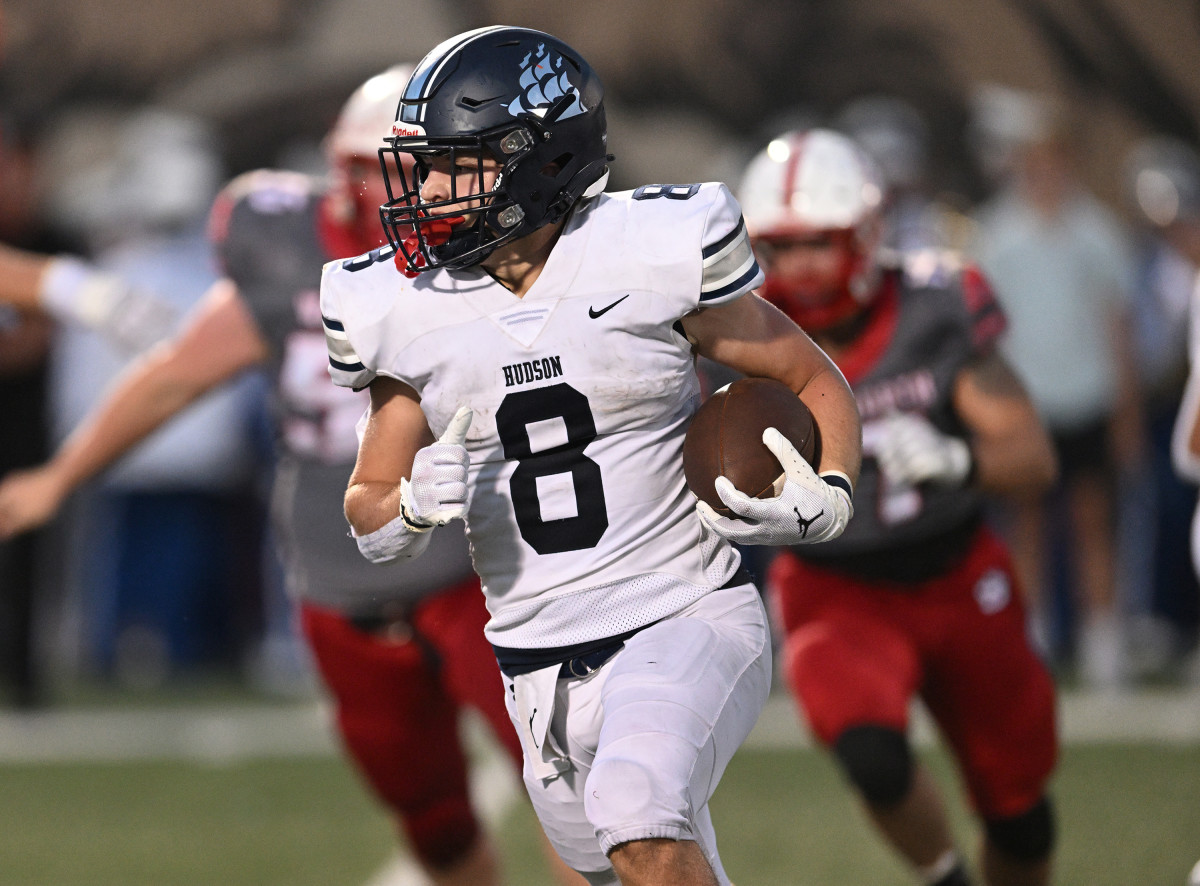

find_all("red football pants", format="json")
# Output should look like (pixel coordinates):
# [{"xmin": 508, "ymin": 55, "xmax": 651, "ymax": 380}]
[
  {"xmin": 768, "ymin": 526, "xmax": 1057, "ymax": 819},
  {"xmin": 300, "ymin": 576, "xmax": 520, "ymax": 867}
]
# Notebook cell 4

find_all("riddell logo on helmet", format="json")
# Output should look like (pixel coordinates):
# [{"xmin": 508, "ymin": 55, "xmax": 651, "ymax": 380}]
[{"xmin": 392, "ymin": 123, "xmax": 426, "ymax": 138}]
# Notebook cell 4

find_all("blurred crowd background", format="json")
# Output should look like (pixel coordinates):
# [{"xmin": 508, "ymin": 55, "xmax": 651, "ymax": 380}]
[{"xmin": 1, "ymin": 0, "xmax": 1199, "ymax": 707}]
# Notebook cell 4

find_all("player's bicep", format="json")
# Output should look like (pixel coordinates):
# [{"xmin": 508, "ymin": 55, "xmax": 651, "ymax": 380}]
[
  {"xmin": 345, "ymin": 376, "xmax": 433, "ymax": 534},
  {"xmin": 351, "ymin": 377, "xmax": 433, "ymax": 485},
  {"xmin": 953, "ymin": 351, "xmax": 1041, "ymax": 436},
  {"xmin": 954, "ymin": 351, "xmax": 1058, "ymax": 491},
  {"xmin": 685, "ymin": 293, "xmax": 826, "ymax": 391}
]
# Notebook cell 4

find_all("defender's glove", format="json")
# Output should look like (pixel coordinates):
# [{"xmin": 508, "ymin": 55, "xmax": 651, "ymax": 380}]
[
  {"xmin": 697, "ymin": 427, "xmax": 854, "ymax": 546},
  {"xmin": 399, "ymin": 405, "xmax": 473, "ymax": 531},
  {"xmin": 875, "ymin": 412, "xmax": 971, "ymax": 487}
]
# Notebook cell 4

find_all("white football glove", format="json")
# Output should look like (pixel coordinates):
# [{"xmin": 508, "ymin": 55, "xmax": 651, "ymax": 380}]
[
  {"xmin": 399, "ymin": 406, "xmax": 473, "ymax": 531},
  {"xmin": 875, "ymin": 412, "xmax": 971, "ymax": 487},
  {"xmin": 697, "ymin": 427, "xmax": 853, "ymax": 546}
]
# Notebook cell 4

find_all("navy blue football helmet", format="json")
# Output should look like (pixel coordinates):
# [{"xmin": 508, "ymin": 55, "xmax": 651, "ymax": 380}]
[{"xmin": 379, "ymin": 26, "xmax": 611, "ymax": 273}]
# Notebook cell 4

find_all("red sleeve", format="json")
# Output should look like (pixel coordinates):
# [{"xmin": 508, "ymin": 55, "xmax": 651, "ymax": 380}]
[{"xmin": 960, "ymin": 264, "xmax": 1007, "ymax": 354}]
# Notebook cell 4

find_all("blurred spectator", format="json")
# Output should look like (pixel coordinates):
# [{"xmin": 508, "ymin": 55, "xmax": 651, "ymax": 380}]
[
  {"xmin": 1135, "ymin": 137, "xmax": 1200, "ymax": 682},
  {"xmin": 0, "ymin": 112, "xmax": 67, "ymax": 708},
  {"xmin": 1120, "ymin": 136, "xmax": 1200, "ymax": 679},
  {"xmin": 835, "ymin": 94, "xmax": 971, "ymax": 252},
  {"xmin": 967, "ymin": 84, "xmax": 1050, "ymax": 197},
  {"xmin": 969, "ymin": 92, "xmax": 1144, "ymax": 689},
  {"xmin": 36, "ymin": 105, "xmax": 271, "ymax": 687}
]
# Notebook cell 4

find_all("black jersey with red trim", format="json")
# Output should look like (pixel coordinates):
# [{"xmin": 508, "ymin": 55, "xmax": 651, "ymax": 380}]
[
  {"xmin": 208, "ymin": 169, "xmax": 475, "ymax": 612},
  {"xmin": 795, "ymin": 251, "xmax": 1007, "ymax": 581}
]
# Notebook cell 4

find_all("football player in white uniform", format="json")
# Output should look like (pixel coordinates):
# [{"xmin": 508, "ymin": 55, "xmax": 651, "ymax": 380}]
[{"xmin": 323, "ymin": 27, "xmax": 862, "ymax": 886}]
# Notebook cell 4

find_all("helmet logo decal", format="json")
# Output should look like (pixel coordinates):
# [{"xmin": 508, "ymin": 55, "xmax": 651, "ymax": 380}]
[{"xmin": 507, "ymin": 44, "xmax": 586, "ymax": 120}]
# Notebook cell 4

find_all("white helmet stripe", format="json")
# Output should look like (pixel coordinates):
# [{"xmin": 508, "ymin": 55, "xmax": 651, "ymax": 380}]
[
  {"xmin": 738, "ymin": 128, "xmax": 885, "ymax": 235},
  {"xmin": 407, "ymin": 26, "xmax": 509, "ymax": 123}
]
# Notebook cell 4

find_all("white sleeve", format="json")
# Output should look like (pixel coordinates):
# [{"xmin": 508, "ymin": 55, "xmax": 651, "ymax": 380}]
[
  {"xmin": 320, "ymin": 259, "xmax": 377, "ymax": 391},
  {"xmin": 698, "ymin": 183, "xmax": 764, "ymax": 308},
  {"xmin": 40, "ymin": 256, "xmax": 180, "ymax": 353}
]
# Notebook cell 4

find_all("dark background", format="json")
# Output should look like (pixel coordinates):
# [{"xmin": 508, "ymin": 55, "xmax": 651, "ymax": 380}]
[{"xmin": 3, "ymin": 0, "xmax": 1197, "ymax": 211}]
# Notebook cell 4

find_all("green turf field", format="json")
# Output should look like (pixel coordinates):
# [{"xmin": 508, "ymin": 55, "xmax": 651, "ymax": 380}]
[{"xmin": 1, "ymin": 742, "xmax": 1197, "ymax": 885}]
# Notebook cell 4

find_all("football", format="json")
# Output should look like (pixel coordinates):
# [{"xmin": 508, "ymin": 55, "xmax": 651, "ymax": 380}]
[{"xmin": 683, "ymin": 377, "xmax": 820, "ymax": 517}]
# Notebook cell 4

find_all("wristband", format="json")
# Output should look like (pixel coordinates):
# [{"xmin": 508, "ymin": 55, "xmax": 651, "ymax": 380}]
[
  {"xmin": 819, "ymin": 470, "xmax": 854, "ymax": 501},
  {"xmin": 398, "ymin": 477, "xmax": 437, "ymax": 532}
]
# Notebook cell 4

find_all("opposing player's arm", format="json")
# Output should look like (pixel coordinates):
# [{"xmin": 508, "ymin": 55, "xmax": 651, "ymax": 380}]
[
  {"xmin": 952, "ymin": 350, "xmax": 1057, "ymax": 497},
  {"xmin": 0, "ymin": 242, "xmax": 181, "ymax": 352},
  {"xmin": 0, "ymin": 279, "xmax": 268, "ymax": 539},
  {"xmin": 683, "ymin": 292, "xmax": 862, "ymax": 486},
  {"xmin": 0, "ymin": 242, "xmax": 51, "ymax": 312}
]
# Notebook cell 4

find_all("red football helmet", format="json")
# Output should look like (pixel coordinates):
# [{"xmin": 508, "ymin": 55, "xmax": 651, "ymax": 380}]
[
  {"xmin": 738, "ymin": 128, "xmax": 886, "ymax": 331},
  {"xmin": 322, "ymin": 64, "xmax": 416, "ymax": 254}
]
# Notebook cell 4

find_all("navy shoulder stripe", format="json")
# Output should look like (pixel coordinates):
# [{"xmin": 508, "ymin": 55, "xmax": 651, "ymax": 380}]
[
  {"xmin": 699, "ymin": 261, "xmax": 762, "ymax": 303},
  {"xmin": 702, "ymin": 216, "xmax": 746, "ymax": 259},
  {"xmin": 329, "ymin": 356, "xmax": 366, "ymax": 372}
]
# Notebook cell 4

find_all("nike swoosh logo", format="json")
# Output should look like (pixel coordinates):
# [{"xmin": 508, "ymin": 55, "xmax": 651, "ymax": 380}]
[{"xmin": 588, "ymin": 294, "xmax": 631, "ymax": 319}]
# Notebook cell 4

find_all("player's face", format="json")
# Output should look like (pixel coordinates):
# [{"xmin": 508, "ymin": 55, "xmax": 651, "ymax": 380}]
[
  {"xmin": 759, "ymin": 230, "xmax": 856, "ymax": 304},
  {"xmin": 419, "ymin": 151, "xmax": 502, "ymax": 220}
]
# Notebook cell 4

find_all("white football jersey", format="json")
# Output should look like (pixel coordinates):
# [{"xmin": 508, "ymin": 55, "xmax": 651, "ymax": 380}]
[{"xmin": 321, "ymin": 182, "xmax": 763, "ymax": 648}]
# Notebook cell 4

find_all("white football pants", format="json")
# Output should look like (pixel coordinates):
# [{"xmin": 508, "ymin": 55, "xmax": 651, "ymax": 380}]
[{"xmin": 503, "ymin": 580, "xmax": 771, "ymax": 884}]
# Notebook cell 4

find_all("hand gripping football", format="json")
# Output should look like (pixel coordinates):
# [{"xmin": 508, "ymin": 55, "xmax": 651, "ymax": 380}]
[{"xmin": 683, "ymin": 377, "xmax": 821, "ymax": 517}]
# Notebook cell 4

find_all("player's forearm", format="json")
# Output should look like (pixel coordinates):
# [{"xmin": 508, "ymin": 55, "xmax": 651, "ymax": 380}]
[
  {"xmin": 344, "ymin": 480, "xmax": 405, "ymax": 536},
  {"xmin": 47, "ymin": 347, "xmax": 213, "ymax": 494},
  {"xmin": 971, "ymin": 419, "xmax": 1057, "ymax": 497},
  {"xmin": 0, "ymin": 243, "xmax": 52, "ymax": 312},
  {"xmin": 954, "ymin": 356, "xmax": 1057, "ymax": 497},
  {"xmin": 799, "ymin": 366, "xmax": 862, "ymax": 486}
]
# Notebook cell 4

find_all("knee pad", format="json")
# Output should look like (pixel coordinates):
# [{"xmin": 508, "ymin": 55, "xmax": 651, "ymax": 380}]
[
  {"xmin": 585, "ymin": 753, "xmax": 686, "ymax": 853},
  {"xmin": 985, "ymin": 796, "xmax": 1055, "ymax": 862},
  {"xmin": 401, "ymin": 797, "xmax": 480, "ymax": 870},
  {"xmin": 832, "ymin": 725, "xmax": 913, "ymax": 808}
]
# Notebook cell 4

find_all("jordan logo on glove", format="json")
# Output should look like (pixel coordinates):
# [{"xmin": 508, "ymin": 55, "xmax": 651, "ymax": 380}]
[
  {"xmin": 696, "ymin": 427, "xmax": 853, "ymax": 547},
  {"xmin": 794, "ymin": 507, "xmax": 824, "ymax": 539}
]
